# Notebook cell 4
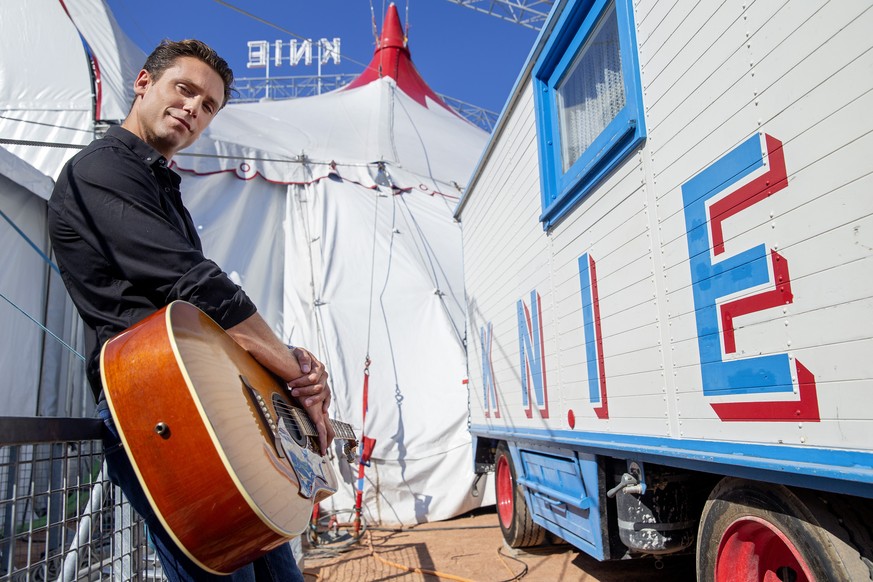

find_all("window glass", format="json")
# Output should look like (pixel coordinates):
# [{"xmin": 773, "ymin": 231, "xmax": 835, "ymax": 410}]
[
  {"xmin": 533, "ymin": 0, "xmax": 645, "ymax": 229},
  {"xmin": 556, "ymin": 6, "xmax": 625, "ymax": 172}
]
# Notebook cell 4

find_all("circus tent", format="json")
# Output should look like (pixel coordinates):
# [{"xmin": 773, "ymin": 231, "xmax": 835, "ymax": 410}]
[{"xmin": 0, "ymin": 0, "xmax": 493, "ymax": 525}]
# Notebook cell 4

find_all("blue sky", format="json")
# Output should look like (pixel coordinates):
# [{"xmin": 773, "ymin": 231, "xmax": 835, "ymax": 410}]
[{"xmin": 104, "ymin": 0, "xmax": 540, "ymax": 115}]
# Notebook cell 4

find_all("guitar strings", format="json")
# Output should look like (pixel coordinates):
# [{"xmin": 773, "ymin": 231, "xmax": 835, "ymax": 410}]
[
  {"xmin": 272, "ymin": 400, "xmax": 354, "ymax": 435},
  {"xmin": 271, "ymin": 401, "xmax": 356, "ymax": 440}
]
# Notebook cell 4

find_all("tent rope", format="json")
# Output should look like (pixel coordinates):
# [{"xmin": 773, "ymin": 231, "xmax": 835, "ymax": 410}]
[
  {"xmin": 405, "ymin": 0, "xmax": 410, "ymax": 44},
  {"xmin": 0, "ymin": 137, "xmax": 85, "ymax": 150},
  {"xmin": 0, "ymin": 208, "xmax": 61, "ymax": 275},
  {"xmin": 0, "ymin": 290, "xmax": 85, "ymax": 362},
  {"xmin": 0, "ymin": 114, "xmax": 94, "ymax": 134},
  {"xmin": 0, "ymin": 136, "xmax": 316, "ymax": 164},
  {"xmin": 292, "ymin": 179, "xmax": 337, "ymax": 389},
  {"xmin": 365, "ymin": 179, "xmax": 382, "ymax": 358},
  {"xmin": 0, "ymin": 204, "xmax": 84, "ymax": 361},
  {"xmin": 353, "ymin": 170, "xmax": 384, "ymax": 534},
  {"xmin": 381, "ymin": 166, "xmax": 466, "ymax": 344},
  {"xmin": 369, "ymin": 0, "xmax": 379, "ymax": 46}
]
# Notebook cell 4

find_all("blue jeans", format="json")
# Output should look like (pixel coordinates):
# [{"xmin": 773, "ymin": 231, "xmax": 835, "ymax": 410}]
[{"xmin": 97, "ymin": 403, "xmax": 304, "ymax": 582}]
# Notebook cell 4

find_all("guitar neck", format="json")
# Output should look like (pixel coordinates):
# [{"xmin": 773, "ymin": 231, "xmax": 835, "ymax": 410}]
[
  {"xmin": 290, "ymin": 407, "xmax": 356, "ymax": 442},
  {"xmin": 330, "ymin": 419, "xmax": 357, "ymax": 442}
]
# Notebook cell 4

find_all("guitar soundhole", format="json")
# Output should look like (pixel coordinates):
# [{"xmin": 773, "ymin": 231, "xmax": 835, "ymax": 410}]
[{"xmin": 272, "ymin": 393, "xmax": 307, "ymax": 447}]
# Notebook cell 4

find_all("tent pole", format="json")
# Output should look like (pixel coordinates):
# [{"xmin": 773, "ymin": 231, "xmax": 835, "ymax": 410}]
[{"xmin": 353, "ymin": 358, "xmax": 371, "ymax": 535}]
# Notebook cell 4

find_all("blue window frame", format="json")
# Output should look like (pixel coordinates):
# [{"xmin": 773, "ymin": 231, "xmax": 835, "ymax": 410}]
[{"xmin": 534, "ymin": 0, "xmax": 645, "ymax": 229}]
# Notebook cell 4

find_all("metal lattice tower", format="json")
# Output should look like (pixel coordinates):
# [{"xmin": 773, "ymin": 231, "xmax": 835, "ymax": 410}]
[
  {"xmin": 232, "ymin": 74, "xmax": 359, "ymax": 102},
  {"xmin": 444, "ymin": 0, "xmax": 554, "ymax": 30}
]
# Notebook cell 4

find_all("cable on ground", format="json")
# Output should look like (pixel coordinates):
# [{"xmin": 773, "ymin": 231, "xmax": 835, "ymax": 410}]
[
  {"xmin": 495, "ymin": 545, "xmax": 530, "ymax": 581},
  {"xmin": 365, "ymin": 530, "xmax": 478, "ymax": 581}
]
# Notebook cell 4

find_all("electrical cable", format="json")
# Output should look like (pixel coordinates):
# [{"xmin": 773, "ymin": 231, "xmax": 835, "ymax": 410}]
[
  {"xmin": 368, "ymin": 524, "xmax": 498, "ymax": 532},
  {"xmin": 496, "ymin": 546, "xmax": 530, "ymax": 581},
  {"xmin": 365, "ymin": 529, "xmax": 478, "ymax": 582},
  {"xmin": 304, "ymin": 510, "xmax": 529, "ymax": 581}
]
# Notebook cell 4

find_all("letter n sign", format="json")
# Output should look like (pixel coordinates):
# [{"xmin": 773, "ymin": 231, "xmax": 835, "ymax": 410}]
[
  {"xmin": 518, "ymin": 291, "xmax": 549, "ymax": 418},
  {"xmin": 681, "ymin": 133, "xmax": 819, "ymax": 421}
]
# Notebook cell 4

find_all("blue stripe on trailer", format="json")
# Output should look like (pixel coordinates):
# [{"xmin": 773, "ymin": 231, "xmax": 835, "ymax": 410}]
[{"xmin": 471, "ymin": 424, "xmax": 873, "ymax": 498}]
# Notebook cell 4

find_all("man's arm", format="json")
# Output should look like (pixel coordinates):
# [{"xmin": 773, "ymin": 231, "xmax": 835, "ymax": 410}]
[{"xmin": 226, "ymin": 312, "xmax": 334, "ymax": 454}]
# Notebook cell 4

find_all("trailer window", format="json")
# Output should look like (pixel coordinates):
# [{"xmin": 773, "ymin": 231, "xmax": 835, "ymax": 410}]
[{"xmin": 534, "ymin": 0, "xmax": 645, "ymax": 229}]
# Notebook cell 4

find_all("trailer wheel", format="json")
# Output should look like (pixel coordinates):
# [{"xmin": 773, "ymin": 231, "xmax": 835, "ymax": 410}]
[
  {"xmin": 696, "ymin": 478, "xmax": 873, "ymax": 582},
  {"xmin": 495, "ymin": 443, "xmax": 545, "ymax": 548}
]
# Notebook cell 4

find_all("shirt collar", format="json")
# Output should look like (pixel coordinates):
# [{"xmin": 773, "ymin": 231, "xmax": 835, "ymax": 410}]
[{"xmin": 105, "ymin": 125, "xmax": 169, "ymax": 169}]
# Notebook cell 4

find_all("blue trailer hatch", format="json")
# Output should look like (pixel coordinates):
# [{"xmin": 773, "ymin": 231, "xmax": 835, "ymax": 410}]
[{"xmin": 517, "ymin": 449, "xmax": 604, "ymax": 558}]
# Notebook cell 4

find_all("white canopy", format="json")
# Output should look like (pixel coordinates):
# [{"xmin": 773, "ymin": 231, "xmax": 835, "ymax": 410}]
[
  {"xmin": 1, "ymin": 0, "xmax": 494, "ymax": 525},
  {"xmin": 0, "ymin": 0, "xmax": 142, "ymax": 416}
]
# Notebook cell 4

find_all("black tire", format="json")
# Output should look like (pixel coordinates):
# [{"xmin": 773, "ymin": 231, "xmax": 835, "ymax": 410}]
[
  {"xmin": 494, "ymin": 442, "xmax": 545, "ymax": 548},
  {"xmin": 696, "ymin": 478, "xmax": 873, "ymax": 582}
]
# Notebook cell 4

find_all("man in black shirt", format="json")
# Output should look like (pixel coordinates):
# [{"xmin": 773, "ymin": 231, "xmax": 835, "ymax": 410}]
[{"xmin": 49, "ymin": 40, "xmax": 329, "ymax": 581}]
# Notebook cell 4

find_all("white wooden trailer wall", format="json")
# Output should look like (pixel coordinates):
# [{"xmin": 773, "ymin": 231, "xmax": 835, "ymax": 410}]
[{"xmin": 461, "ymin": 0, "xmax": 873, "ymax": 462}]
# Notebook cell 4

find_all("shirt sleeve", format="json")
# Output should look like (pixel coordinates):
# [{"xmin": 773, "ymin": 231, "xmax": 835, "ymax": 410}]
[{"xmin": 56, "ymin": 145, "xmax": 256, "ymax": 329}]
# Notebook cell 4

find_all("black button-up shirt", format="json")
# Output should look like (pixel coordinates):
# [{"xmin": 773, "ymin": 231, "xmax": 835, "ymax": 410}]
[{"xmin": 49, "ymin": 125, "xmax": 256, "ymax": 398}]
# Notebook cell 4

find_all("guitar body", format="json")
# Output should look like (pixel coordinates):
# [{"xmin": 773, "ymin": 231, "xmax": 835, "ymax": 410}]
[{"xmin": 100, "ymin": 301, "xmax": 351, "ymax": 574}]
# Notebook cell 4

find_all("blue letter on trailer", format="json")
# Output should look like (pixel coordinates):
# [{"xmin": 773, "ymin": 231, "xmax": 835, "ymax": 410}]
[{"xmin": 518, "ymin": 291, "xmax": 549, "ymax": 418}]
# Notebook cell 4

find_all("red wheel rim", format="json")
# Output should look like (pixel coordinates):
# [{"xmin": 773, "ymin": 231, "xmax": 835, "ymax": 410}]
[
  {"xmin": 716, "ymin": 516, "xmax": 815, "ymax": 582},
  {"xmin": 496, "ymin": 454, "xmax": 514, "ymax": 529}
]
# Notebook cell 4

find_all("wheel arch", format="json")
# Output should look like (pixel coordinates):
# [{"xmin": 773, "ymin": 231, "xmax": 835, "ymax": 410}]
[{"xmin": 696, "ymin": 477, "xmax": 873, "ymax": 582}]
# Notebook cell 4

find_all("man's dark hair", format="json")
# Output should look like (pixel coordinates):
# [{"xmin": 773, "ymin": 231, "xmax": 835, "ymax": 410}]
[{"xmin": 142, "ymin": 39, "xmax": 234, "ymax": 108}]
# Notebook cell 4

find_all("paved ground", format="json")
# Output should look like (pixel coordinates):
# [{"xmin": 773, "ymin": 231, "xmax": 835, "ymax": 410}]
[{"xmin": 302, "ymin": 508, "xmax": 697, "ymax": 581}]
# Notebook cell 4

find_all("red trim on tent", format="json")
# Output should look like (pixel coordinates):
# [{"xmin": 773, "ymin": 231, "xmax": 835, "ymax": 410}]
[
  {"xmin": 344, "ymin": 3, "xmax": 456, "ymax": 115},
  {"xmin": 169, "ymin": 161, "xmax": 460, "ymax": 201},
  {"xmin": 57, "ymin": 0, "xmax": 103, "ymax": 120}
]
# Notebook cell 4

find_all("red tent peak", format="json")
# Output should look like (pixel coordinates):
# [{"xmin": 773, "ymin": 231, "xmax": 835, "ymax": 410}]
[
  {"xmin": 343, "ymin": 4, "xmax": 454, "ymax": 114},
  {"xmin": 378, "ymin": 3, "xmax": 407, "ymax": 52}
]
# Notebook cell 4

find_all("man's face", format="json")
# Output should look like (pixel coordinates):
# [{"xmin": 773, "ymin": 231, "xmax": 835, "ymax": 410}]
[{"xmin": 127, "ymin": 56, "xmax": 224, "ymax": 159}]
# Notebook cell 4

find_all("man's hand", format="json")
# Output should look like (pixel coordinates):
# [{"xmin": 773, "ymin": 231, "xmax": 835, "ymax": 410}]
[
  {"xmin": 287, "ymin": 347, "xmax": 334, "ymax": 454},
  {"xmin": 226, "ymin": 313, "xmax": 335, "ymax": 454}
]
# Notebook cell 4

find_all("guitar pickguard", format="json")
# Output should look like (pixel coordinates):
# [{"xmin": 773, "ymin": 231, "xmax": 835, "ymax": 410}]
[{"xmin": 276, "ymin": 418, "xmax": 331, "ymax": 498}]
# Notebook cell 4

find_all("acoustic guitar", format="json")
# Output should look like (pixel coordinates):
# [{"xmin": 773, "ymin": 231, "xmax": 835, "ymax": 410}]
[{"xmin": 100, "ymin": 300, "xmax": 357, "ymax": 574}]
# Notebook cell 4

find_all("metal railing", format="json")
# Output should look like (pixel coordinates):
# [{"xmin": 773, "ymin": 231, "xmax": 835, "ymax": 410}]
[
  {"xmin": 231, "ymin": 73, "xmax": 359, "ymax": 102},
  {"xmin": 444, "ymin": 0, "xmax": 554, "ymax": 30},
  {"xmin": 0, "ymin": 418, "xmax": 163, "ymax": 582}
]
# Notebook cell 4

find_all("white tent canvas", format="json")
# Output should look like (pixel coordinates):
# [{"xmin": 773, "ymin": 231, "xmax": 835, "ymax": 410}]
[
  {"xmin": 0, "ymin": 148, "xmax": 57, "ymax": 416},
  {"xmin": 0, "ymin": 0, "xmax": 125, "ymax": 417},
  {"xmin": 1, "ymin": 0, "xmax": 494, "ymax": 525}
]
